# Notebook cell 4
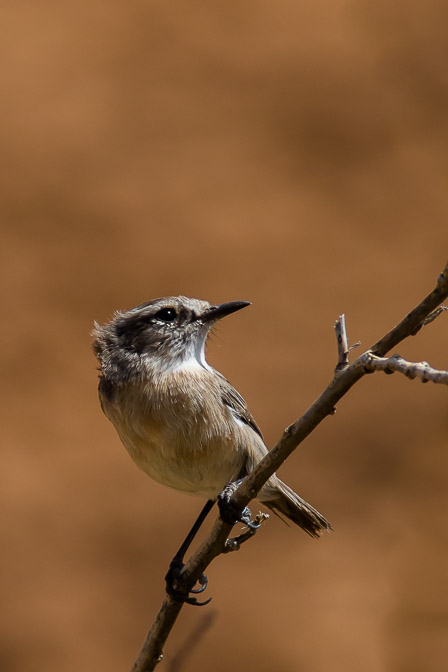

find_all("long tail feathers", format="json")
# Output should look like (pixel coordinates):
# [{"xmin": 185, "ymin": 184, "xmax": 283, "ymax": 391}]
[{"xmin": 261, "ymin": 480, "xmax": 332, "ymax": 539}]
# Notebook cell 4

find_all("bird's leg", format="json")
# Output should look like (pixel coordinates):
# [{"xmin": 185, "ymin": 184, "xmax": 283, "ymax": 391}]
[
  {"xmin": 165, "ymin": 499, "xmax": 215, "ymax": 606},
  {"xmin": 218, "ymin": 479, "xmax": 261, "ymax": 530}
]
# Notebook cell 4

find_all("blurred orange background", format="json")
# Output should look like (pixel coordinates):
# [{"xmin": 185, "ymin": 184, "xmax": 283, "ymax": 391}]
[{"xmin": 1, "ymin": 2, "xmax": 448, "ymax": 671}]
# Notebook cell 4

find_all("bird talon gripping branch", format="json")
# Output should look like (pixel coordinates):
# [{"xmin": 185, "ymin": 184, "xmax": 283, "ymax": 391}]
[
  {"xmin": 218, "ymin": 493, "xmax": 260, "ymax": 530},
  {"xmin": 165, "ymin": 561, "xmax": 211, "ymax": 606}
]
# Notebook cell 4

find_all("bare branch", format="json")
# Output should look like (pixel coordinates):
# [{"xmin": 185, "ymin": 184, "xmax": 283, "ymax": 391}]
[
  {"xmin": 334, "ymin": 314, "xmax": 349, "ymax": 371},
  {"xmin": 362, "ymin": 353, "xmax": 448, "ymax": 384},
  {"xmin": 131, "ymin": 599, "xmax": 184, "ymax": 672},
  {"xmin": 370, "ymin": 268, "xmax": 448, "ymax": 355},
  {"xmin": 132, "ymin": 260, "xmax": 448, "ymax": 671},
  {"xmin": 233, "ymin": 260, "xmax": 448, "ymax": 508},
  {"xmin": 421, "ymin": 305, "xmax": 447, "ymax": 327}
]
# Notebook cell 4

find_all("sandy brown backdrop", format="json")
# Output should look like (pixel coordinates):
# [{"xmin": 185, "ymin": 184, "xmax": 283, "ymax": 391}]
[{"xmin": 1, "ymin": 2, "xmax": 448, "ymax": 671}]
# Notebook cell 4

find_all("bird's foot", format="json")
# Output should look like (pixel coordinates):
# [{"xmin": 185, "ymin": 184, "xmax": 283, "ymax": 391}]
[
  {"xmin": 218, "ymin": 481, "xmax": 261, "ymax": 530},
  {"xmin": 224, "ymin": 512, "xmax": 270, "ymax": 553},
  {"xmin": 165, "ymin": 556, "xmax": 211, "ymax": 606}
]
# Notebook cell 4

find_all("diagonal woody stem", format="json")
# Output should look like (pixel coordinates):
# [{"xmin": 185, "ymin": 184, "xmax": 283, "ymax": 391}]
[
  {"xmin": 132, "ymin": 260, "xmax": 448, "ymax": 672},
  {"xmin": 232, "ymin": 261, "xmax": 448, "ymax": 508}
]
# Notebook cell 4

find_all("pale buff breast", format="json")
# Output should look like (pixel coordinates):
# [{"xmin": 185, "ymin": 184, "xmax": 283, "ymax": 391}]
[{"xmin": 101, "ymin": 365, "xmax": 249, "ymax": 498}]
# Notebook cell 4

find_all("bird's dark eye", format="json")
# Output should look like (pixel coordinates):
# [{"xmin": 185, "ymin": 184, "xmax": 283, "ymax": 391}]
[{"xmin": 155, "ymin": 307, "xmax": 177, "ymax": 322}]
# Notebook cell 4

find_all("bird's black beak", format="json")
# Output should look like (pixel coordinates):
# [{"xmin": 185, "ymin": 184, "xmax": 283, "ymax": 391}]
[{"xmin": 200, "ymin": 301, "xmax": 251, "ymax": 323}]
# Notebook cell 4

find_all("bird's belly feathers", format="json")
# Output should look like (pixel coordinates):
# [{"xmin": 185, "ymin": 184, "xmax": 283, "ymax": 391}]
[
  {"xmin": 100, "ymin": 373, "xmax": 250, "ymax": 499},
  {"xmin": 120, "ymin": 428, "xmax": 243, "ymax": 498}
]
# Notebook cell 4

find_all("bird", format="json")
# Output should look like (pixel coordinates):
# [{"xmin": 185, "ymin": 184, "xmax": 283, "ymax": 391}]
[{"xmin": 92, "ymin": 296, "xmax": 331, "ymax": 602}]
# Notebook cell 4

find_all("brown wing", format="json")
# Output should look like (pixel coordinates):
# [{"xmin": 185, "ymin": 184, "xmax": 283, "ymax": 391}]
[{"xmin": 216, "ymin": 371, "xmax": 264, "ymax": 440}]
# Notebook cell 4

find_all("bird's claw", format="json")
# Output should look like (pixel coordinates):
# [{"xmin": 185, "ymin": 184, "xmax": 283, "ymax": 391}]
[
  {"xmin": 239, "ymin": 506, "xmax": 261, "ymax": 530},
  {"xmin": 165, "ymin": 559, "xmax": 211, "ymax": 606},
  {"xmin": 218, "ymin": 483, "xmax": 261, "ymax": 530},
  {"xmin": 190, "ymin": 573, "xmax": 208, "ymax": 594}
]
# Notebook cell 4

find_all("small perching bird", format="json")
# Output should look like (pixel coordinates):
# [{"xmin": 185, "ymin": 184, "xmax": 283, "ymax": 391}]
[{"xmin": 92, "ymin": 296, "xmax": 331, "ymax": 540}]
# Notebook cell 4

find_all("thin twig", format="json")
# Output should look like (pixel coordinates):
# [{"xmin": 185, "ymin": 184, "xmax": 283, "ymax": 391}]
[
  {"xmin": 362, "ymin": 353, "xmax": 448, "ymax": 384},
  {"xmin": 232, "ymin": 260, "xmax": 448, "ymax": 506},
  {"xmin": 132, "ymin": 600, "xmax": 184, "ymax": 672},
  {"xmin": 132, "ymin": 260, "xmax": 448, "ymax": 672},
  {"xmin": 334, "ymin": 314, "xmax": 349, "ymax": 371},
  {"xmin": 370, "ymin": 270, "xmax": 448, "ymax": 355},
  {"xmin": 421, "ymin": 305, "xmax": 447, "ymax": 327}
]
